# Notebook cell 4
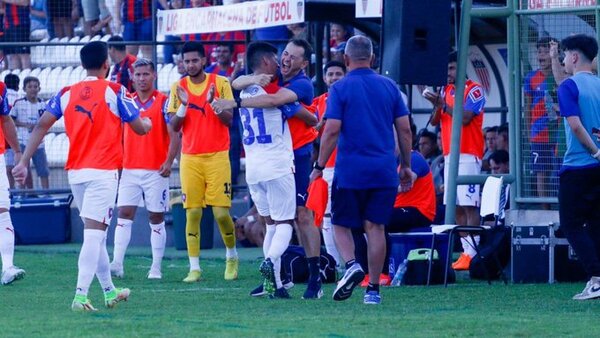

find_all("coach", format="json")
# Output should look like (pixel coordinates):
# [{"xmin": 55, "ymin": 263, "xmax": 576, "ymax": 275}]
[{"xmin": 309, "ymin": 36, "xmax": 414, "ymax": 305}]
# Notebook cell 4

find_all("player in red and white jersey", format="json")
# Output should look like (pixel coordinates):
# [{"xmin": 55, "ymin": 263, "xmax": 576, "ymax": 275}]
[
  {"xmin": 110, "ymin": 58, "xmax": 180, "ymax": 280},
  {"xmin": 0, "ymin": 80, "xmax": 26, "ymax": 286},
  {"xmin": 311, "ymin": 60, "xmax": 346, "ymax": 268},
  {"xmin": 13, "ymin": 41, "xmax": 152, "ymax": 311}
]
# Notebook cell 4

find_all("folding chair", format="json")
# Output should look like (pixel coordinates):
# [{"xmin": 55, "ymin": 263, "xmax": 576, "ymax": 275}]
[{"xmin": 432, "ymin": 175, "xmax": 508, "ymax": 286}]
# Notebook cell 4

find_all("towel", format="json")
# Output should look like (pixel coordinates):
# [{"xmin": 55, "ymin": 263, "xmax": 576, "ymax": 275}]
[{"xmin": 306, "ymin": 177, "xmax": 329, "ymax": 227}]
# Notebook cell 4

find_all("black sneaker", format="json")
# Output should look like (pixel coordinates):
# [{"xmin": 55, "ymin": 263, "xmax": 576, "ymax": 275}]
[
  {"xmin": 302, "ymin": 280, "xmax": 323, "ymax": 299},
  {"xmin": 332, "ymin": 264, "xmax": 365, "ymax": 301},
  {"xmin": 273, "ymin": 287, "xmax": 291, "ymax": 299}
]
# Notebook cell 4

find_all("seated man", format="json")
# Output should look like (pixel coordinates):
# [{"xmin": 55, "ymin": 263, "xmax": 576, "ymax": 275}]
[{"xmin": 354, "ymin": 151, "xmax": 436, "ymax": 285}]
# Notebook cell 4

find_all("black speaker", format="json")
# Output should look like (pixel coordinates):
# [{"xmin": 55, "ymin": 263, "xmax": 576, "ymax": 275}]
[{"xmin": 380, "ymin": 0, "xmax": 451, "ymax": 86}]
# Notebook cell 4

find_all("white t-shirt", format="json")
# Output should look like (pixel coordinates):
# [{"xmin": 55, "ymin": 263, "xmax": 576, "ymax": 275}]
[
  {"xmin": 240, "ymin": 85, "xmax": 296, "ymax": 184},
  {"xmin": 10, "ymin": 97, "xmax": 46, "ymax": 146}
]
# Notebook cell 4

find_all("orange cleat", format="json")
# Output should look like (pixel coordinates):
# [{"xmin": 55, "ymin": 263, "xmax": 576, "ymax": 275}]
[
  {"xmin": 360, "ymin": 273, "xmax": 391, "ymax": 287},
  {"xmin": 451, "ymin": 253, "xmax": 472, "ymax": 271}
]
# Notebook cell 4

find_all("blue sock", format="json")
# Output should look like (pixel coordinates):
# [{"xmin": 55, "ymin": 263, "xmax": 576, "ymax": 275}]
[{"xmin": 366, "ymin": 283, "xmax": 379, "ymax": 293}]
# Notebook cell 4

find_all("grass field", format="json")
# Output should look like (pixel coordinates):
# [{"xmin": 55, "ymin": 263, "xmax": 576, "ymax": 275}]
[{"xmin": 2, "ymin": 245, "xmax": 600, "ymax": 337}]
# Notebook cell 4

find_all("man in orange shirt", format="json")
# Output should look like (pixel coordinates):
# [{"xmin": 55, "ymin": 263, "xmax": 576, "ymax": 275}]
[
  {"xmin": 168, "ymin": 41, "xmax": 239, "ymax": 283},
  {"xmin": 110, "ymin": 58, "xmax": 180, "ymax": 280},
  {"xmin": 423, "ymin": 51, "xmax": 486, "ymax": 270},
  {"xmin": 13, "ymin": 41, "xmax": 152, "ymax": 311},
  {"xmin": 312, "ymin": 60, "xmax": 346, "ymax": 267}
]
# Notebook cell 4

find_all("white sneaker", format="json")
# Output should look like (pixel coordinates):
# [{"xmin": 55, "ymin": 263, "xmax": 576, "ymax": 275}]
[
  {"xmin": 110, "ymin": 262, "xmax": 124, "ymax": 278},
  {"xmin": 147, "ymin": 269, "xmax": 162, "ymax": 280},
  {"xmin": 1, "ymin": 266, "xmax": 25, "ymax": 285},
  {"xmin": 573, "ymin": 277, "xmax": 600, "ymax": 300}
]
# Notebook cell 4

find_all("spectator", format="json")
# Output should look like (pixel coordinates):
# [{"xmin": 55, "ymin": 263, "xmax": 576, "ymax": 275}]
[
  {"xmin": 329, "ymin": 41, "xmax": 346, "ymax": 63},
  {"xmin": 46, "ymin": 0, "xmax": 76, "ymax": 38},
  {"xmin": 482, "ymin": 126, "xmax": 498, "ymax": 173},
  {"xmin": 81, "ymin": 0, "xmax": 111, "ymax": 36},
  {"xmin": 173, "ymin": 53, "xmax": 186, "ymax": 77},
  {"xmin": 162, "ymin": 0, "xmax": 185, "ymax": 64},
  {"xmin": 115, "ymin": 0, "xmax": 168, "ymax": 58},
  {"xmin": 108, "ymin": 35, "xmax": 136, "ymax": 92},
  {"xmin": 554, "ymin": 34, "xmax": 600, "ymax": 300},
  {"xmin": 201, "ymin": 30, "xmax": 246, "ymax": 65},
  {"xmin": 329, "ymin": 23, "xmax": 352, "ymax": 48},
  {"xmin": 496, "ymin": 123, "xmax": 508, "ymax": 152},
  {"xmin": 287, "ymin": 23, "xmax": 307, "ymax": 40},
  {"xmin": 30, "ymin": 0, "xmax": 48, "ymax": 35},
  {"xmin": 524, "ymin": 37, "xmax": 559, "ymax": 201},
  {"xmin": 4, "ymin": 74, "xmax": 20, "ymax": 108},
  {"xmin": 9, "ymin": 76, "xmax": 49, "ymax": 189},
  {"xmin": 2, "ymin": 0, "xmax": 31, "ymax": 70},
  {"xmin": 417, "ymin": 129, "xmax": 441, "ymax": 166},
  {"xmin": 205, "ymin": 43, "xmax": 243, "ymax": 81},
  {"xmin": 489, "ymin": 149, "xmax": 509, "ymax": 175},
  {"xmin": 424, "ymin": 50, "xmax": 486, "ymax": 271},
  {"xmin": 310, "ymin": 35, "xmax": 413, "ymax": 305}
]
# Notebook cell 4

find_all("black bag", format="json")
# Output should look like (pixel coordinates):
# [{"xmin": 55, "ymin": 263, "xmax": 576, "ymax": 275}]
[
  {"xmin": 402, "ymin": 248, "xmax": 455, "ymax": 285},
  {"xmin": 280, "ymin": 245, "xmax": 337, "ymax": 283},
  {"xmin": 469, "ymin": 225, "xmax": 511, "ymax": 280}
]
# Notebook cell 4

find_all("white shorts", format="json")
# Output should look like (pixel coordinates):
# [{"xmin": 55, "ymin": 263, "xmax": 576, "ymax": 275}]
[
  {"xmin": 0, "ymin": 156, "xmax": 9, "ymax": 210},
  {"xmin": 71, "ymin": 176, "xmax": 118, "ymax": 224},
  {"xmin": 443, "ymin": 154, "xmax": 481, "ymax": 207},
  {"xmin": 248, "ymin": 173, "xmax": 296, "ymax": 222},
  {"xmin": 323, "ymin": 167, "xmax": 334, "ymax": 215},
  {"xmin": 117, "ymin": 169, "xmax": 169, "ymax": 213}
]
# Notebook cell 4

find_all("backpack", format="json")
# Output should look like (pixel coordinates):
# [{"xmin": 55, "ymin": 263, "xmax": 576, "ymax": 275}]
[
  {"xmin": 469, "ymin": 225, "xmax": 511, "ymax": 280},
  {"xmin": 280, "ymin": 245, "xmax": 337, "ymax": 283},
  {"xmin": 402, "ymin": 248, "xmax": 455, "ymax": 285}
]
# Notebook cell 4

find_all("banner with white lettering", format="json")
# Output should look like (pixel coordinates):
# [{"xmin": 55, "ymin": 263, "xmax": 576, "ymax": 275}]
[
  {"xmin": 355, "ymin": 0, "xmax": 382, "ymax": 18},
  {"xmin": 524, "ymin": 0, "xmax": 596, "ymax": 9},
  {"xmin": 157, "ymin": 0, "xmax": 305, "ymax": 35}
]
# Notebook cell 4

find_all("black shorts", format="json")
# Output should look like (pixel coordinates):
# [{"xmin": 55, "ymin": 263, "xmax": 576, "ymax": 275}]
[
  {"xmin": 3, "ymin": 25, "xmax": 30, "ymax": 55},
  {"xmin": 331, "ymin": 178, "xmax": 397, "ymax": 229},
  {"xmin": 387, "ymin": 207, "xmax": 433, "ymax": 233}
]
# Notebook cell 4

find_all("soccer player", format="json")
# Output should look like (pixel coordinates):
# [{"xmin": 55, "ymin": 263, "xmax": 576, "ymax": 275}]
[
  {"xmin": 214, "ymin": 41, "xmax": 306, "ymax": 298},
  {"xmin": 424, "ymin": 50, "xmax": 486, "ymax": 271},
  {"xmin": 12, "ymin": 41, "xmax": 152, "ymax": 311},
  {"xmin": 218, "ymin": 39, "xmax": 321, "ymax": 299},
  {"xmin": 168, "ymin": 41, "xmax": 239, "ymax": 282},
  {"xmin": 311, "ymin": 60, "xmax": 346, "ymax": 267},
  {"xmin": 110, "ymin": 58, "xmax": 180, "ymax": 280},
  {"xmin": 0, "ymin": 79, "xmax": 26, "ymax": 285}
]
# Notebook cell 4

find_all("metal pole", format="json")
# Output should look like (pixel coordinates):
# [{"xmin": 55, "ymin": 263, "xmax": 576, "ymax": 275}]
[
  {"xmin": 508, "ymin": 0, "xmax": 518, "ymax": 209},
  {"xmin": 444, "ymin": 0, "xmax": 473, "ymax": 224}
]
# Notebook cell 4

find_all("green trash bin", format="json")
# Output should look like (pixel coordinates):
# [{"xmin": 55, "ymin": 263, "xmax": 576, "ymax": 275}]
[{"xmin": 172, "ymin": 203, "xmax": 214, "ymax": 250}]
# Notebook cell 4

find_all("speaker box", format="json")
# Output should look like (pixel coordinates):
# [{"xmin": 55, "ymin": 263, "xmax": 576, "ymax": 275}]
[{"xmin": 380, "ymin": 0, "xmax": 452, "ymax": 85}]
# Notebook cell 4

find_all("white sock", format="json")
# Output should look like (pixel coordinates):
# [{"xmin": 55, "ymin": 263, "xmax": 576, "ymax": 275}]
[
  {"xmin": 263, "ymin": 224, "xmax": 276, "ymax": 259},
  {"xmin": 322, "ymin": 217, "xmax": 341, "ymax": 265},
  {"xmin": 226, "ymin": 247, "xmax": 238, "ymax": 259},
  {"xmin": 274, "ymin": 257, "xmax": 282, "ymax": 289},
  {"xmin": 267, "ymin": 223, "xmax": 292, "ymax": 261},
  {"xmin": 150, "ymin": 222, "xmax": 166, "ymax": 271},
  {"xmin": 75, "ymin": 229, "xmax": 105, "ymax": 296},
  {"xmin": 0, "ymin": 212, "xmax": 15, "ymax": 271},
  {"xmin": 112, "ymin": 218, "xmax": 133, "ymax": 266},
  {"xmin": 189, "ymin": 256, "xmax": 200, "ymax": 271},
  {"xmin": 96, "ymin": 234, "xmax": 115, "ymax": 293},
  {"xmin": 461, "ymin": 235, "xmax": 480, "ymax": 257}
]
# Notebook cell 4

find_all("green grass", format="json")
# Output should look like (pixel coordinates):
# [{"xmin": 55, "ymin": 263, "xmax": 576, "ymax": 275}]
[{"xmin": 2, "ymin": 245, "xmax": 600, "ymax": 337}]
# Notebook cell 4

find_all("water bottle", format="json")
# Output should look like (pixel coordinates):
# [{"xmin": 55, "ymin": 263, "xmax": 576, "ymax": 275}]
[{"xmin": 390, "ymin": 259, "xmax": 408, "ymax": 286}]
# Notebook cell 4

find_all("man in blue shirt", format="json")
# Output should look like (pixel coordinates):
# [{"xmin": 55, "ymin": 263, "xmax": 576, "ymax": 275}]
[
  {"xmin": 310, "ymin": 35, "xmax": 414, "ymax": 305},
  {"xmin": 556, "ymin": 34, "xmax": 600, "ymax": 300}
]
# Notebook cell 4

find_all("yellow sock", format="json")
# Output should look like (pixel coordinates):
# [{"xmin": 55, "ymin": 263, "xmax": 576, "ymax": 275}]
[
  {"xmin": 213, "ymin": 206, "xmax": 236, "ymax": 249},
  {"xmin": 185, "ymin": 208, "xmax": 203, "ymax": 257}
]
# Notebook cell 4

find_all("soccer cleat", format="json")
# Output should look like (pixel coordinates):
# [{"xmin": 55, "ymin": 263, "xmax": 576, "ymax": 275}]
[
  {"xmin": 259, "ymin": 259, "xmax": 276, "ymax": 297},
  {"xmin": 250, "ymin": 278, "xmax": 293, "ymax": 297},
  {"xmin": 363, "ymin": 290, "xmax": 381, "ymax": 305},
  {"xmin": 105, "ymin": 288, "xmax": 131, "ymax": 308},
  {"xmin": 573, "ymin": 277, "xmax": 600, "ymax": 300},
  {"xmin": 273, "ymin": 287, "xmax": 291, "ymax": 299},
  {"xmin": 110, "ymin": 262, "xmax": 124, "ymax": 279},
  {"xmin": 333, "ymin": 264, "xmax": 365, "ymax": 301},
  {"xmin": 302, "ymin": 280, "xmax": 323, "ymax": 299},
  {"xmin": 183, "ymin": 270, "xmax": 201, "ymax": 283},
  {"xmin": 1, "ymin": 266, "xmax": 25, "ymax": 285},
  {"xmin": 452, "ymin": 253, "xmax": 472, "ymax": 271},
  {"xmin": 71, "ymin": 295, "xmax": 97, "ymax": 312},
  {"xmin": 224, "ymin": 257, "xmax": 239, "ymax": 280},
  {"xmin": 147, "ymin": 269, "xmax": 162, "ymax": 280}
]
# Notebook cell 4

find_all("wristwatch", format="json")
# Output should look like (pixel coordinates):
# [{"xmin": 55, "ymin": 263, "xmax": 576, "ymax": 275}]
[{"xmin": 313, "ymin": 162, "xmax": 325, "ymax": 171}]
